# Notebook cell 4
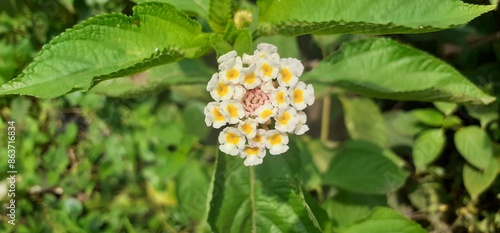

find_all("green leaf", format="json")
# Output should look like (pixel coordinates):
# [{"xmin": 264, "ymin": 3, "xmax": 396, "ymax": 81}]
[
  {"xmin": 207, "ymin": 142, "xmax": 323, "ymax": 233},
  {"xmin": 89, "ymin": 59, "xmax": 213, "ymax": 98},
  {"xmin": 323, "ymin": 191, "xmax": 387, "ymax": 228},
  {"xmin": 465, "ymin": 102, "xmax": 499, "ymax": 128},
  {"xmin": 341, "ymin": 207, "xmax": 426, "ymax": 233},
  {"xmin": 412, "ymin": 129, "xmax": 446, "ymax": 172},
  {"xmin": 412, "ymin": 109, "xmax": 445, "ymax": 127},
  {"xmin": 463, "ymin": 160, "xmax": 498, "ymax": 200},
  {"xmin": 340, "ymin": 96, "xmax": 387, "ymax": 147},
  {"xmin": 177, "ymin": 159, "xmax": 210, "ymax": 222},
  {"xmin": 257, "ymin": 0, "xmax": 495, "ymax": 36},
  {"xmin": 454, "ymin": 126, "xmax": 493, "ymax": 170},
  {"xmin": 233, "ymin": 29, "xmax": 253, "ymax": 55},
  {"xmin": 131, "ymin": 0, "xmax": 210, "ymax": 18},
  {"xmin": 303, "ymin": 38, "xmax": 496, "ymax": 104},
  {"xmin": 0, "ymin": 2, "xmax": 210, "ymax": 98},
  {"xmin": 323, "ymin": 140, "xmax": 409, "ymax": 194},
  {"xmin": 442, "ymin": 116, "xmax": 462, "ymax": 129},
  {"xmin": 209, "ymin": 0, "xmax": 232, "ymax": 32},
  {"xmin": 433, "ymin": 101, "xmax": 457, "ymax": 116}
]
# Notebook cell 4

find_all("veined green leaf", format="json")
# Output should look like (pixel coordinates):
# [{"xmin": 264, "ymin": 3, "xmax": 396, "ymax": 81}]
[
  {"xmin": 0, "ymin": 2, "xmax": 211, "ymax": 98},
  {"xmin": 340, "ymin": 96, "xmax": 387, "ymax": 147},
  {"xmin": 209, "ymin": 0, "xmax": 232, "ymax": 32},
  {"xmin": 412, "ymin": 109, "xmax": 445, "ymax": 127},
  {"xmin": 412, "ymin": 129, "xmax": 446, "ymax": 172},
  {"xmin": 323, "ymin": 140, "xmax": 409, "ymax": 194},
  {"xmin": 341, "ymin": 207, "xmax": 426, "ymax": 233},
  {"xmin": 207, "ymin": 143, "xmax": 324, "ymax": 233},
  {"xmin": 454, "ymin": 126, "xmax": 493, "ymax": 170},
  {"xmin": 303, "ymin": 38, "xmax": 496, "ymax": 104},
  {"xmin": 323, "ymin": 191, "xmax": 387, "ymax": 228},
  {"xmin": 131, "ymin": 0, "xmax": 210, "ymax": 18},
  {"xmin": 257, "ymin": 0, "xmax": 495, "ymax": 36},
  {"xmin": 463, "ymin": 160, "xmax": 498, "ymax": 200},
  {"xmin": 89, "ymin": 59, "xmax": 214, "ymax": 98}
]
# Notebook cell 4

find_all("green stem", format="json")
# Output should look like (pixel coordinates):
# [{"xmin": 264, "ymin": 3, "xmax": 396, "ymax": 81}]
[
  {"xmin": 250, "ymin": 166, "xmax": 257, "ymax": 233},
  {"xmin": 320, "ymin": 94, "xmax": 331, "ymax": 143}
]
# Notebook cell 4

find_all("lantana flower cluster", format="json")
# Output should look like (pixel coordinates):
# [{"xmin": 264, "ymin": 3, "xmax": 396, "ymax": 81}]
[{"xmin": 204, "ymin": 43, "xmax": 314, "ymax": 166}]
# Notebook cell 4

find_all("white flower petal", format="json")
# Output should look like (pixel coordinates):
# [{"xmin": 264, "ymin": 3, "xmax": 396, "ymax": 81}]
[
  {"xmin": 255, "ymin": 103, "xmax": 277, "ymax": 124},
  {"xmin": 274, "ymin": 107, "xmax": 299, "ymax": 133},
  {"xmin": 220, "ymin": 100, "xmax": 245, "ymax": 124},
  {"xmin": 204, "ymin": 102, "xmax": 227, "ymax": 128},
  {"xmin": 218, "ymin": 127, "xmax": 245, "ymax": 155},
  {"xmin": 238, "ymin": 118, "xmax": 258, "ymax": 138},
  {"xmin": 264, "ymin": 130, "xmax": 289, "ymax": 155},
  {"xmin": 217, "ymin": 50, "xmax": 237, "ymax": 64},
  {"xmin": 289, "ymin": 81, "xmax": 315, "ymax": 111}
]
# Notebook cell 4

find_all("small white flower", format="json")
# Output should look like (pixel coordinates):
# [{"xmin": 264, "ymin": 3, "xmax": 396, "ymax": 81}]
[
  {"xmin": 240, "ymin": 146, "xmax": 266, "ymax": 166},
  {"xmin": 271, "ymin": 86, "xmax": 289, "ymax": 109},
  {"xmin": 220, "ymin": 100, "xmax": 245, "ymax": 124},
  {"xmin": 241, "ymin": 64, "xmax": 261, "ymax": 89},
  {"xmin": 218, "ymin": 127, "xmax": 246, "ymax": 155},
  {"xmin": 257, "ymin": 43, "xmax": 278, "ymax": 54},
  {"xmin": 233, "ymin": 85, "xmax": 246, "ymax": 100},
  {"xmin": 217, "ymin": 50, "xmax": 237, "ymax": 64},
  {"xmin": 277, "ymin": 58, "xmax": 302, "ymax": 87},
  {"xmin": 242, "ymin": 53, "xmax": 255, "ymax": 64},
  {"xmin": 204, "ymin": 102, "xmax": 227, "ymax": 128},
  {"xmin": 294, "ymin": 111, "xmax": 309, "ymax": 135},
  {"xmin": 238, "ymin": 118, "xmax": 258, "ymax": 138},
  {"xmin": 248, "ymin": 129, "xmax": 266, "ymax": 148},
  {"xmin": 219, "ymin": 56, "xmax": 243, "ymax": 84},
  {"xmin": 274, "ymin": 107, "xmax": 299, "ymax": 133},
  {"xmin": 260, "ymin": 81, "xmax": 276, "ymax": 94},
  {"xmin": 255, "ymin": 53, "xmax": 280, "ymax": 82},
  {"xmin": 254, "ymin": 103, "xmax": 277, "ymax": 124},
  {"xmin": 208, "ymin": 75, "xmax": 235, "ymax": 101},
  {"xmin": 206, "ymin": 73, "xmax": 219, "ymax": 92},
  {"xmin": 289, "ymin": 81, "xmax": 315, "ymax": 111},
  {"xmin": 264, "ymin": 130, "xmax": 289, "ymax": 155}
]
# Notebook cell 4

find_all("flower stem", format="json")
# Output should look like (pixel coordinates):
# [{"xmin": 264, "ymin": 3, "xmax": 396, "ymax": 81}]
[
  {"xmin": 249, "ymin": 166, "xmax": 257, "ymax": 233},
  {"xmin": 320, "ymin": 94, "xmax": 331, "ymax": 143}
]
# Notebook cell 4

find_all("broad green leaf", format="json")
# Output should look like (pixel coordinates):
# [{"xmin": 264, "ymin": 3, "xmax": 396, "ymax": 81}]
[
  {"xmin": 209, "ymin": 0, "xmax": 232, "ymax": 32},
  {"xmin": 442, "ymin": 116, "xmax": 462, "ymax": 129},
  {"xmin": 433, "ymin": 102, "xmax": 457, "ymax": 116},
  {"xmin": 131, "ymin": 0, "xmax": 210, "ymax": 18},
  {"xmin": 324, "ymin": 140, "xmax": 409, "ymax": 194},
  {"xmin": 207, "ymin": 142, "xmax": 323, "ymax": 233},
  {"xmin": 0, "ymin": 2, "xmax": 210, "ymax": 98},
  {"xmin": 177, "ymin": 160, "xmax": 210, "ymax": 222},
  {"xmin": 413, "ymin": 129, "xmax": 446, "ymax": 172},
  {"xmin": 90, "ymin": 59, "xmax": 213, "ymax": 97},
  {"xmin": 303, "ymin": 38, "xmax": 496, "ymax": 105},
  {"xmin": 454, "ymin": 126, "xmax": 493, "ymax": 170},
  {"xmin": 233, "ymin": 29, "xmax": 253, "ymax": 55},
  {"xmin": 210, "ymin": 33, "xmax": 233, "ymax": 57},
  {"xmin": 257, "ymin": 0, "xmax": 495, "ymax": 36},
  {"xmin": 463, "ymin": 160, "xmax": 498, "ymax": 200},
  {"xmin": 341, "ymin": 207, "xmax": 426, "ymax": 233},
  {"xmin": 340, "ymin": 96, "xmax": 387, "ymax": 147},
  {"xmin": 322, "ymin": 190, "xmax": 387, "ymax": 228},
  {"xmin": 412, "ymin": 109, "xmax": 445, "ymax": 127},
  {"xmin": 465, "ymin": 102, "xmax": 499, "ymax": 128}
]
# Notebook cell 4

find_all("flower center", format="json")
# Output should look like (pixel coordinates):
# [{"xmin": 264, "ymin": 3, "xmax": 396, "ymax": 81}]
[{"xmin": 243, "ymin": 88, "xmax": 270, "ymax": 117}]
